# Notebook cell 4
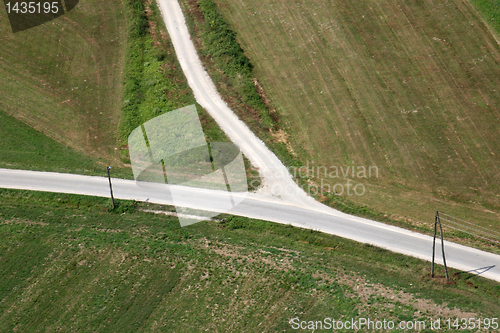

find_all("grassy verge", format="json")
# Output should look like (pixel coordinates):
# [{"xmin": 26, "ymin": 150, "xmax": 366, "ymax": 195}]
[
  {"xmin": 198, "ymin": 0, "xmax": 272, "ymax": 126},
  {"xmin": 0, "ymin": 188, "xmax": 498, "ymax": 332},
  {"xmin": 119, "ymin": 0, "xmax": 196, "ymax": 144},
  {"xmin": 118, "ymin": 0, "xmax": 234, "ymax": 145},
  {"xmin": 472, "ymin": 0, "xmax": 500, "ymax": 35}
]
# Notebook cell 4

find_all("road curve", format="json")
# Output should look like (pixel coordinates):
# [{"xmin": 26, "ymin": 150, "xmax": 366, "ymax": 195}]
[{"xmin": 1, "ymin": 168, "xmax": 499, "ymax": 283}]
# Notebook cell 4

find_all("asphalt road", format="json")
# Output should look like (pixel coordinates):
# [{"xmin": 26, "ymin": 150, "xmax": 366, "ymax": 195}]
[{"xmin": 1, "ymin": 168, "xmax": 499, "ymax": 283}]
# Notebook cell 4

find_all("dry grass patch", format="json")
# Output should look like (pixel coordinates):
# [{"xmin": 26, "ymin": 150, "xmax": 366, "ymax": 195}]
[{"xmin": 0, "ymin": 0, "xmax": 127, "ymax": 163}]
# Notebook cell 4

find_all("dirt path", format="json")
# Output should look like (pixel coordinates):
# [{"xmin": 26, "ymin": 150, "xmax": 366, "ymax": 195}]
[{"xmin": 156, "ymin": 0, "xmax": 328, "ymax": 210}]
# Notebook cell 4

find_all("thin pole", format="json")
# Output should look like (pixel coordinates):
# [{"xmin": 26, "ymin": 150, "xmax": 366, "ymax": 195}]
[
  {"xmin": 432, "ymin": 211, "xmax": 449, "ymax": 280},
  {"xmin": 438, "ymin": 216, "xmax": 449, "ymax": 280},
  {"xmin": 431, "ymin": 211, "xmax": 437, "ymax": 277},
  {"xmin": 107, "ymin": 166, "xmax": 115, "ymax": 209}
]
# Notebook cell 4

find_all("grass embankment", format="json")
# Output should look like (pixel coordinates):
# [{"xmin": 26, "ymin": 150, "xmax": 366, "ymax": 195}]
[
  {"xmin": 472, "ymin": 0, "xmax": 500, "ymax": 35},
  {"xmin": 0, "ymin": 111, "xmax": 115, "ymax": 176},
  {"xmin": 0, "ymin": 189, "xmax": 499, "ymax": 332},
  {"xmin": 0, "ymin": 0, "xmax": 127, "ymax": 169},
  {"xmin": 119, "ymin": 0, "xmax": 260, "ymax": 188},
  {"xmin": 179, "ymin": 0, "xmax": 500, "ymax": 237}
]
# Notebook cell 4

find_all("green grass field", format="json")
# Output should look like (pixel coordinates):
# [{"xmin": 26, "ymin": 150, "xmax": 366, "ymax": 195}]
[
  {"xmin": 0, "ymin": 0, "xmax": 138, "ymax": 177},
  {"xmin": 0, "ymin": 189, "xmax": 499, "ymax": 332},
  {"xmin": 181, "ymin": 0, "xmax": 500, "ymax": 234},
  {"xmin": 0, "ymin": 110, "xmax": 115, "ymax": 175}
]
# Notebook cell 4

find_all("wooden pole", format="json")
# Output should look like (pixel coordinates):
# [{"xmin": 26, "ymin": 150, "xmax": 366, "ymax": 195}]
[
  {"xmin": 431, "ymin": 211, "xmax": 437, "ymax": 277},
  {"xmin": 432, "ymin": 211, "xmax": 449, "ymax": 280},
  {"xmin": 438, "ymin": 215, "xmax": 449, "ymax": 280},
  {"xmin": 107, "ymin": 166, "xmax": 115, "ymax": 209}
]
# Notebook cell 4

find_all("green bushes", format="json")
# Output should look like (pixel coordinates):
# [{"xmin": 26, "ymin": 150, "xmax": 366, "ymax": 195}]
[
  {"xmin": 200, "ymin": 0, "xmax": 253, "ymax": 76},
  {"xmin": 128, "ymin": 0, "xmax": 148, "ymax": 38},
  {"xmin": 198, "ymin": 0, "xmax": 274, "ymax": 128},
  {"xmin": 119, "ymin": 0, "xmax": 195, "ymax": 142},
  {"xmin": 108, "ymin": 200, "xmax": 139, "ymax": 214},
  {"xmin": 183, "ymin": 0, "xmax": 305, "ymax": 176},
  {"xmin": 119, "ymin": 0, "xmax": 147, "ymax": 139}
]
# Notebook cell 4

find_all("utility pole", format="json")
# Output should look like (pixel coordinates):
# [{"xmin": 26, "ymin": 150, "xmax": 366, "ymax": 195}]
[
  {"xmin": 107, "ymin": 166, "xmax": 115, "ymax": 209},
  {"xmin": 431, "ymin": 211, "xmax": 449, "ymax": 279}
]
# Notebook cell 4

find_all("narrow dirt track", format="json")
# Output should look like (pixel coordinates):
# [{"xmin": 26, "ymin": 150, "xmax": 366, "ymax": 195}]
[{"xmin": 156, "ymin": 0, "xmax": 323, "ymax": 208}]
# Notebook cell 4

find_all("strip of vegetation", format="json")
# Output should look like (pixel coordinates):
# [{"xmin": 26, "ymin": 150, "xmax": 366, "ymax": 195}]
[
  {"xmin": 119, "ymin": 0, "xmax": 227, "ymax": 144},
  {"xmin": 118, "ymin": 0, "xmax": 260, "ymax": 188},
  {"xmin": 119, "ymin": 0, "xmax": 196, "ymax": 144},
  {"xmin": 0, "ymin": 188, "xmax": 498, "ymax": 331},
  {"xmin": 180, "ymin": 0, "xmax": 302, "ymax": 169},
  {"xmin": 471, "ymin": 0, "xmax": 500, "ymax": 34},
  {"xmin": 198, "ymin": 0, "xmax": 270, "ymax": 124}
]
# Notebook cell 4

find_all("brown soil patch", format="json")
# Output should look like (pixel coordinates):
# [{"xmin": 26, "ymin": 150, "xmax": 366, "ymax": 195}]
[{"xmin": 334, "ymin": 270, "xmax": 478, "ymax": 319}]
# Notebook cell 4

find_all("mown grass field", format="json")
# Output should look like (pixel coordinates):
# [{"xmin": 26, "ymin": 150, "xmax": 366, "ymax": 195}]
[
  {"xmin": 0, "ymin": 189, "xmax": 499, "ymax": 332},
  {"xmin": 185, "ymin": 0, "xmax": 500, "ymax": 234},
  {"xmin": 0, "ymin": 110, "xmax": 115, "ymax": 175},
  {"xmin": 0, "ymin": 0, "xmax": 127, "ymax": 163}
]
